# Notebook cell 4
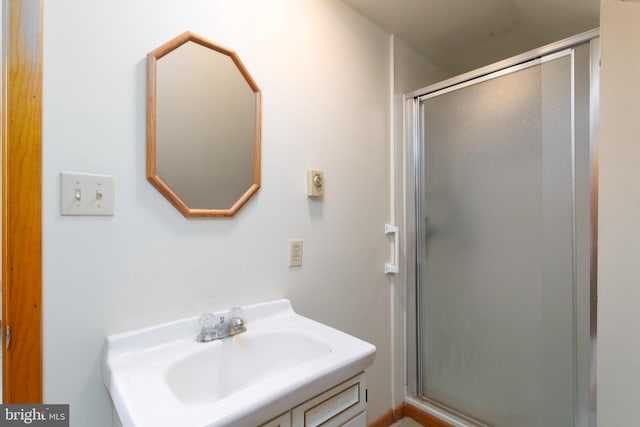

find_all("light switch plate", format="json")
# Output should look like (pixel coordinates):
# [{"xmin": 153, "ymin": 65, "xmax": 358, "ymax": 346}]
[{"xmin": 60, "ymin": 172, "xmax": 115, "ymax": 216}]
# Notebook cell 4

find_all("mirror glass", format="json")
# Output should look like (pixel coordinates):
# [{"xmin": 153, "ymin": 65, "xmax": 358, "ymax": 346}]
[{"xmin": 147, "ymin": 32, "xmax": 261, "ymax": 217}]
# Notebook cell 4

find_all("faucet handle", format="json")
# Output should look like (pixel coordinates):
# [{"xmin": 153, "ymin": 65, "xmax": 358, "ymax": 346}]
[
  {"xmin": 230, "ymin": 307, "xmax": 245, "ymax": 323},
  {"xmin": 199, "ymin": 312, "xmax": 216, "ymax": 331},
  {"xmin": 229, "ymin": 307, "xmax": 246, "ymax": 334},
  {"xmin": 197, "ymin": 312, "xmax": 220, "ymax": 342}
]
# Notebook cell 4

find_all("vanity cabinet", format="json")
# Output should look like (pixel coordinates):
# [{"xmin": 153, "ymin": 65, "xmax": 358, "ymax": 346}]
[{"xmin": 260, "ymin": 374, "xmax": 366, "ymax": 427}]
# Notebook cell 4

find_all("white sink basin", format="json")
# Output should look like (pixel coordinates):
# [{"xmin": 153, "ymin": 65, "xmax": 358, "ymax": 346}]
[
  {"xmin": 103, "ymin": 299, "xmax": 376, "ymax": 427},
  {"xmin": 165, "ymin": 330, "xmax": 332, "ymax": 405}
]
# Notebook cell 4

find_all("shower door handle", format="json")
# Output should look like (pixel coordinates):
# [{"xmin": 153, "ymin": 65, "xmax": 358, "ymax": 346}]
[{"xmin": 385, "ymin": 224, "xmax": 399, "ymax": 274}]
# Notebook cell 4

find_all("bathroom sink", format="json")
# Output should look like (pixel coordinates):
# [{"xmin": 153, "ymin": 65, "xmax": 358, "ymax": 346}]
[
  {"xmin": 103, "ymin": 299, "xmax": 376, "ymax": 427},
  {"xmin": 165, "ymin": 330, "xmax": 332, "ymax": 405}
]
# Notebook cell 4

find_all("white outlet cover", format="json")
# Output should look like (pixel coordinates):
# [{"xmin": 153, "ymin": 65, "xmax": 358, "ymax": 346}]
[
  {"xmin": 289, "ymin": 239, "xmax": 303, "ymax": 267},
  {"xmin": 60, "ymin": 172, "xmax": 115, "ymax": 216}
]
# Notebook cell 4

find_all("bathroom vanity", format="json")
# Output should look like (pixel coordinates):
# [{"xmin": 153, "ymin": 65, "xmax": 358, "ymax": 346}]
[{"xmin": 103, "ymin": 299, "xmax": 375, "ymax": 427}]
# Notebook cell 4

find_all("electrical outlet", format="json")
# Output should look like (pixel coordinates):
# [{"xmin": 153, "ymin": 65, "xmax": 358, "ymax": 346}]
[{"xmin": 289, "ymin": 239, "xmax": 303, "ymax": 267}]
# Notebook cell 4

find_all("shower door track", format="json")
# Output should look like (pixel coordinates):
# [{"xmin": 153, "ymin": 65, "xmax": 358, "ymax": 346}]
[{"xmin": 405, "ymin": 28, "xmax": 599, "ymax": 100}]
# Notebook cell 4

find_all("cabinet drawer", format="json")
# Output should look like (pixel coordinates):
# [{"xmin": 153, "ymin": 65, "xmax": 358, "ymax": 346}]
[
  {"xmin": 342, "ymin": 412, "xmax": 366, "ymax": 427},
  {"xmin": 292, "ymin": 374, "xmax": 365, "ymax": 427},
  {"xmin": 260, "ymin": 412, "xmax": 291, "ymax": 427}
]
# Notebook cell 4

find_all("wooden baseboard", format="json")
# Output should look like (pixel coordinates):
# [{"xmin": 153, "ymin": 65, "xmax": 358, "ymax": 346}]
[
  {"xmin": 368, "ymin": 401, "xmax": 452, "ymax": 427},
  {"xmin": 368, "ymin": 403, "xmax": 405, "ymax": 427},
  {"xmin": 405, "ymin": 402, "xmax": 453, "ymax": 427}
]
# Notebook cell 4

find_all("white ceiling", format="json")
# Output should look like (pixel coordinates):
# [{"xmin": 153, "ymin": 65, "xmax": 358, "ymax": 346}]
[{"xmin": 342, "ymin": 0, "xmax": 600, "ymax": 75}]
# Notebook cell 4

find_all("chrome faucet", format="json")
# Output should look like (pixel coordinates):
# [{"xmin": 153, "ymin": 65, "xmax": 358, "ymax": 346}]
[{"xmin": 196, "ymin": 308, "xmax": 246, "ymax": 343}]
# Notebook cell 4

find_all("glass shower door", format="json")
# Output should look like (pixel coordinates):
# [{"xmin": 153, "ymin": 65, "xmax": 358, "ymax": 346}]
[{"xmin": 416, "ymin": 50, "xmax": 589, "ymax": 426}]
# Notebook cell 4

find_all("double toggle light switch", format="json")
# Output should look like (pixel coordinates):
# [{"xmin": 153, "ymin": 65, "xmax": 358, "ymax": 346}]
[{"xmin": 61, "ymin": 172, "xmax": 115, "ymax": 216}]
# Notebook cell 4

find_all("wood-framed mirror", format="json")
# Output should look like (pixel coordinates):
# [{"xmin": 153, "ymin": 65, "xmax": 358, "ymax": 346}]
[{"xmin": 147, "ymin": 31, "xmax": 261, "ymax": 217}]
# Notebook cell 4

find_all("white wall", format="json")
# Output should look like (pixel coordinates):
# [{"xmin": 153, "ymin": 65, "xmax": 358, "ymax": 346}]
[
  {"xmin": 598, "ymin": 0, "xmax": 640, "ymax": 424},
  {"xmin": 42, "ymin": 1, "xmax": 391, "ymax": 425},
  {"xmin": 394, "ymin": 37, "xmax": 449, "ymax": 98}
]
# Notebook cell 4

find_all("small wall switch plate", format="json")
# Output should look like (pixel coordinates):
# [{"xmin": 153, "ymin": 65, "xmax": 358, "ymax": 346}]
[
  {"xmin": 60, "ymin": 172, "xmax": 115, "ymax": 216},
  {"xmin": 307, "ymin": 170, "xmax": 325, "ymax": 198},
  {"xmin": 289, "ymin": 239, "xmax": 303, "ymax": 267}
]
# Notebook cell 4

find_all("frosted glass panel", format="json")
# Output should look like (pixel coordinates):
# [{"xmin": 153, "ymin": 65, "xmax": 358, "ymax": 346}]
[{"xmin": 418, "ymin": 55, "xmax": 575, "ymax": 426}]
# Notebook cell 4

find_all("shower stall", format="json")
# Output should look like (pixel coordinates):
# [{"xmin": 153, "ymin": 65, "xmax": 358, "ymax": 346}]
[{"xmin": 403, "ymin": 30, "xmax": 599, "ymax": 426}]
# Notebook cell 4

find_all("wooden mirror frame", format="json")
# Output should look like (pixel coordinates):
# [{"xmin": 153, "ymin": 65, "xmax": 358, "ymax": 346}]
[{"xmin": 146, "ymin": 31, "xmax": 262, "ymax": 217}]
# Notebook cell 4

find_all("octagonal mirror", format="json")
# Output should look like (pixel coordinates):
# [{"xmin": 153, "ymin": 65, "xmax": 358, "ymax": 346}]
[{"xmin": 147, "ymin": 31, "xmax": 261, "ymax": 217}]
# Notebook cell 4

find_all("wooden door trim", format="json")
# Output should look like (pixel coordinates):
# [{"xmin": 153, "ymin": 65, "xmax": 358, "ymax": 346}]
[{"xmin": 2, "ymin": 0, "xmax": 43, "ymax": 403}]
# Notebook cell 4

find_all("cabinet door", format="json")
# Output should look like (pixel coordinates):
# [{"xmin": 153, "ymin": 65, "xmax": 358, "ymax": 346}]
[
  {"xmin": 260, "ymin": 412, "xmax": 291, "ymax": 427},
  {"xmin": 342, "ymin": 413, "xmax": 366, "ymax": 427},
  {"xmin": 292, "ymin": 374, "xmax": 365, "ymax": 427}
]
